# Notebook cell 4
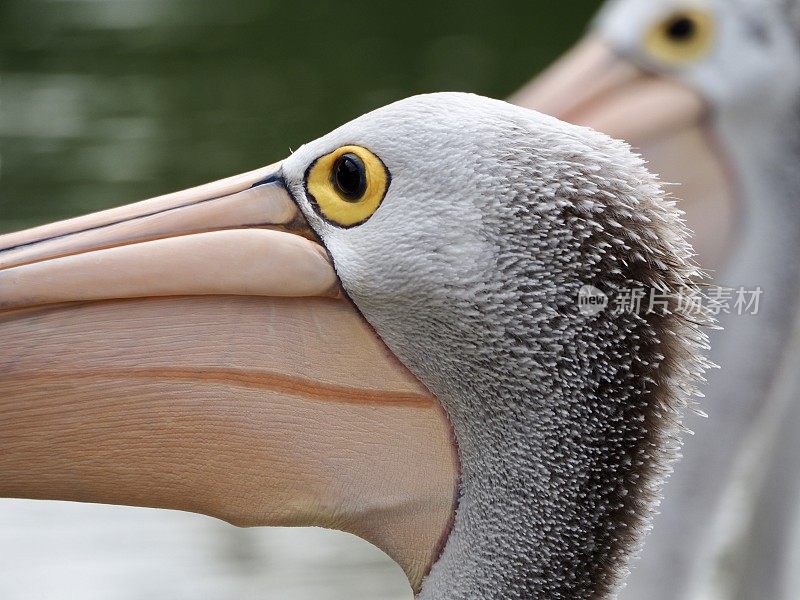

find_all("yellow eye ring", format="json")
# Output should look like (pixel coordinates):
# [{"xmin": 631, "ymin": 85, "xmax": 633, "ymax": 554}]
[
  {"xmin": 304, "ymin": 145, "xmax": 390, "ymax": 228},
  {"xmin": 645, "ymin": 9, "xmax": 715, "ymax": 65}
]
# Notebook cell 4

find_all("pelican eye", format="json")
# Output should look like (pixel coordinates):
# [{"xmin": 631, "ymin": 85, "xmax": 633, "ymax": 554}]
[
  {"xmin": 305, "ymin": 145, "xmax": 390, "ymax": 228},
  {"xmin": 645, "ymin": 9, "xmax": 714, "ymax": 65},
  {"xmin": 333, "ymin": 153, "xmax": 367, "ymax": 201},
  {"xmin": 666, "ymin": 16, "xmax": 696, "ymax": 41}
]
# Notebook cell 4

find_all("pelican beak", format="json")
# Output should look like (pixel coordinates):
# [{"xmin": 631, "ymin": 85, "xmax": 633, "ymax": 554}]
[
  {"xmin": 0, "ymin": 163, "xmax": 458, "ymax": 591},
  {"xmin": 509, "ymin": 36, "xmax": 707, "ymax": 145},
  {"xmin": 511, "ymin": 35, "xmax": 734, "ymax": 271},
  {"xmin": 0, "ymin": 163, "xmax": 334, "ymax": 305}
]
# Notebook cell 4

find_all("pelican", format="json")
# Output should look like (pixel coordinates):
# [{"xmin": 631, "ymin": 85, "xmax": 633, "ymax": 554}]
[
  {"xmin": 0, "ymin": 93, "xmax": 709, "ymax": 599},
  {"xmin": 513, "ymin": 1, "xmax": 800, "ymax": 598}
]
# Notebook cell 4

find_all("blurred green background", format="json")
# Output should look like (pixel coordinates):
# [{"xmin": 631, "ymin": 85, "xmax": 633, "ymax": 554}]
[{"xmin": 0, "ymin": 0, "xmax": 600, "ymax": 233}]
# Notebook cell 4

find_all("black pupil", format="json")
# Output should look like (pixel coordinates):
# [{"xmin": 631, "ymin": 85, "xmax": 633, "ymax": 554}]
[
  {"xmin": 666, "ymin": 16, "xmax": 696, "ymax": 41},
  {"xmin": 333, "ymin": 153, "xmax": 367, "ymax": 201}
]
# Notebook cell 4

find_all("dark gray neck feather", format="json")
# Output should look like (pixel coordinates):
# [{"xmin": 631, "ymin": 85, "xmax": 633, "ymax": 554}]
[{"xmin": 360, "ymin": 148, "xmax": 711, "ymax": 599}]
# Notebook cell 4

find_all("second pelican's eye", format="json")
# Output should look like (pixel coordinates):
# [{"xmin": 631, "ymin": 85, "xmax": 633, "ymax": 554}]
[
  {"xmin": 666, "ymin": 16, "xmax": 696, "ymax": 41},
  {"xmin": 645, "ymin": 10, "xmax": 715, "ymax": 65},
  {"xmin": 305, "ymin": 145, "xmax": 390, "ymax": 228}
]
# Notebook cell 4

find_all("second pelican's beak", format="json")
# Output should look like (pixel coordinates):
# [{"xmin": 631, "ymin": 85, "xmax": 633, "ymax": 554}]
[
  {"xmin": 0, "ymin": 163, "xmax": 458, "ymax": 592},
  {"xmin": 511, "ymin": 36, "xmax": 735, "ymax": 271},
  {"xmin": 509, "ymin": 36, "xmax": 706, "ymax": 145}
]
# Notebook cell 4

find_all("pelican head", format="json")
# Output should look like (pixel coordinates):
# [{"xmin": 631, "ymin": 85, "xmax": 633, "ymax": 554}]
[
  {"xmin": 516, "ymin": 0, "xmax": 800, "ymax": 138},
  {"xmin": 514, "ymin": 0, "xmax": 800, "ymax": 271},
  {"xmin": 0, "ymin": 93, "xmax": 709, "ymax": 599},
  {"xmin": 597, "ymin": 0, "xmax": 800, "ymax": 118}
]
